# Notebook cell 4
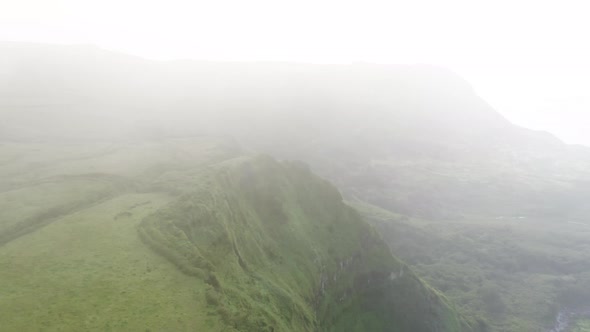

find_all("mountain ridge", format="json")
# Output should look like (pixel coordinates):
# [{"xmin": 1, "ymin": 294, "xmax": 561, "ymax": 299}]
[{"xmin": 136, "ymin": 154, "xmax": 474, "ymax": 331}]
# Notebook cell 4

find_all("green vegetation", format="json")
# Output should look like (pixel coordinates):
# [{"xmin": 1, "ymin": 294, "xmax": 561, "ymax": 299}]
[
  {"xmin": 0, "ymin": 193, "xmax": 225, "ymax": 331},
  {"xmin": 8, "ymin": 44, "xmax": 590, "ymax": 331},
  {"xmin": 0, "ymin": 139, "xmax": 235, "ymax": 330},
  {"xmin": 0, "ymin": 140, "xmax": 472, "ymax": 331},
  {"xmin": 138, "ymin": 156, "xmax": 473, "ymax": 331},
  {"xmin": 353, "ymin": 201, "xmax": 590, "ymax": 331},
  {"xmin": 0, "ymin": 174, "xmax": 132, "ymax": 246}
]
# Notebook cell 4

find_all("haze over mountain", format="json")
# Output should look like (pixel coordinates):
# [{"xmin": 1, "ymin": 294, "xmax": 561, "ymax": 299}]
[
  {"xmin": 4, "ymin": 42, "xmax": 590, "ymax": 219},
  {"xmin": 5, "ymin": 0, "xmax": 590, "ymax": 146},
  {"xmin": 3, "ymin": 43, "xmax": 590, "ymax": 331},
  {"xmin": 0, "ymin": 43, "xmax": 481, "ymax": 331}
]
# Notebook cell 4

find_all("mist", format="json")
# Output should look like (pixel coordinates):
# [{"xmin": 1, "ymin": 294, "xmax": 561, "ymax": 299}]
[
  {"xmin": 3, "ymin": 2, "xmax": 590, "ymax": 332},
  {"xmin": 3, "ymin": 0, "xmax": 590, "ymax": 145}
]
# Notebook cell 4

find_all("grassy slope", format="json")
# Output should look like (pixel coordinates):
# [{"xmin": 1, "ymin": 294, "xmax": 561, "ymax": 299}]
[
  {"xmin": 0, "ymin": 138, "xmax": 237, "ymax": 243},
  {"xmin": 0, "ymin": 192, "xmax": 224, "ymax": 331},
  {"xmin": 138, "ymin": 156, "xmax": 472, "ymax": 332},
  {"xmin": 0, "ymin": 138, "xmax": 237, "ymax": 331},
  {"xmin": 0, "ymin": 140, "xmax": 472, "ymax": 332}
]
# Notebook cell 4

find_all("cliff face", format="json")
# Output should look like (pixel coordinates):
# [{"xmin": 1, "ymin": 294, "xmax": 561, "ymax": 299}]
[{"xmin": 138, "ymin": 156, "xmax": 472, "ymax": 331}]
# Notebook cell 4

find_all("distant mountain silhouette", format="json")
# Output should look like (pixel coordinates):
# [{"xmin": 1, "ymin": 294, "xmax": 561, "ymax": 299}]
[{"xmin": 3, "ymin": 42, "xmax": 590, "ymax": 219}]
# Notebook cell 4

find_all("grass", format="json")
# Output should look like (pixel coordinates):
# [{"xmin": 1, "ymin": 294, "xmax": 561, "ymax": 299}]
[
  {"xmin": 0, "ymin": 193, "xmax": 225, "ymax": 331},
  {"xmin": 138, "ymin": 156, "xmax": 473, "ymax": 331},
  {"xmin": 0, "ymin": 137, "xmax": 239, "ymax": 243},
  {"xmin": 0, "ymin": 140, "xmax": 472, "ymax": 332},
  {"xmin": 0, "ymin": 138, "xmax": 237, "ymax": 191},
  {"xmin": 0, "ymin": 138, "xmax": 241, "ymax": 331}
]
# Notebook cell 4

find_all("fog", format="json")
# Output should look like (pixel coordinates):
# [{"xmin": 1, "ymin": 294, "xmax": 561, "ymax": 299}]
[
  {"xmin": 4, "ymin": 2, "xmax": 590, "ymax": 332},
  {"xmin": 3, "ymin": 40, "xmax": 590, "ymax": 331},
  {"xmin": 3, "ymin": 0, "xmax": 590, "ymax": 145}
]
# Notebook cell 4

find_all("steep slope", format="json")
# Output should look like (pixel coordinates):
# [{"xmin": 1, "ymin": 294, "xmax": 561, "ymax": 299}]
[
  {"xmin": 138, "ymin": 155, "xmax": 473, "ymax": 331},
  {"xmin": 352, "ymin": 201, "xmax": 590, "ymax": 331}
]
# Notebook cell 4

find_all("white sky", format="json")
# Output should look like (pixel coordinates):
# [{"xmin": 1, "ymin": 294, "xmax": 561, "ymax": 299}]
[{"xmin": 2, "ymin": 0, "xmax": 590, "ymax": 145}]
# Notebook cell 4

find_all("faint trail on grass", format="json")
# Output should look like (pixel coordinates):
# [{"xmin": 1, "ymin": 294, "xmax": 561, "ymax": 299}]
[{"xmin": 0, "ymin": 194, "xmax": 116, "ymax": 247}]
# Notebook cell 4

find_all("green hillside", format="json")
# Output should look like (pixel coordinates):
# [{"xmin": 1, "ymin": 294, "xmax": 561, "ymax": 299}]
[
  {"xmin": 0, "ymin": 193, "xmax": 221, "ymax": 331},
  {"xmin": 8, "ymin": 43, "xmax": 590, "ymax": 330},
  {"xmin": 0, "ymin": 139, "xmax": 238, "ymax": 331},
  {"xmin": 0, "ymin": 139, "xmax": 472, "ymax": 331},
  {"xmin": 138, "ymin": 155, "xmax": 472, "ymax": 331}
]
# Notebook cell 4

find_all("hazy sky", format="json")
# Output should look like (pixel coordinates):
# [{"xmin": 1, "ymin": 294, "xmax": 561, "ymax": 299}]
[{"xmin": 2, "ymin": 0, "xmax": 589, "ymax": 145}]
